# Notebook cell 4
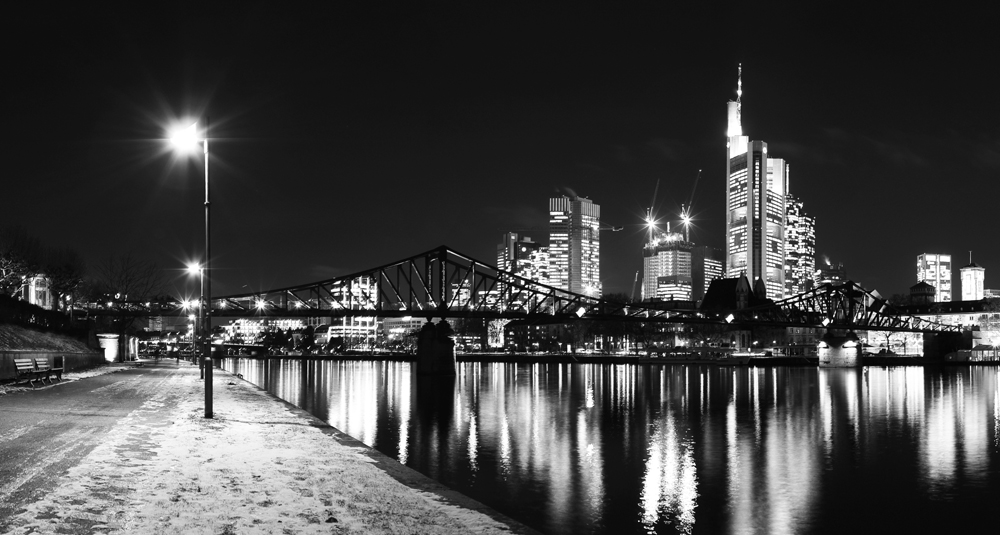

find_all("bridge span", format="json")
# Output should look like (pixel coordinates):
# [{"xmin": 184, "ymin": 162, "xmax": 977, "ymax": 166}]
[{"xmin": 85, "ymin": 245, "xmax": 958, "ymax": 334}]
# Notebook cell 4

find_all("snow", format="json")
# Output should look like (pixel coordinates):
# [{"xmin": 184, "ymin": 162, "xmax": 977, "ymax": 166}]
[
  {"xmin": 0, "ymin": 361, "xmax": 129, "ymax": 395},
  {"xmin": 0, "ymin": 324, "xmax": 92, "ymax": 352},
  {"xmin": 5, "ymin": 365, "xmax": 523, "ymax": 534}
]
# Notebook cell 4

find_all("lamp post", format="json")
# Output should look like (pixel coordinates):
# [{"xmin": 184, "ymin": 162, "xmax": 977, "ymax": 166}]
[
  {"xmin": 186, "ymin": 263, "xmax": 205, "ymax": 378},
  {"xmin": 171, "ymin": 119, "xmax": 213, "ymax": 419}
]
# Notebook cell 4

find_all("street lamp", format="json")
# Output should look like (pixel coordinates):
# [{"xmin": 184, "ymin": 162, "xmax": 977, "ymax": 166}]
[
  {"xmin": 187, "ymin": 262, "xmax": 205, "ymax": 379},
  {"xmin": 171, "ymin": 120, "xmax": 213, "ymax": 419}
]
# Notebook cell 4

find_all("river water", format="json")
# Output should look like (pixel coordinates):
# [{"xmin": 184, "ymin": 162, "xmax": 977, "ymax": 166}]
[{"xmin": 220, "ymin": 358, "xmax": 1000, "ymax": 534}]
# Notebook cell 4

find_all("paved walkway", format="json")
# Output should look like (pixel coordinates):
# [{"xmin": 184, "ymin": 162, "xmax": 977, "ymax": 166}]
[{"xmin": 0, "ymin": 360, "xmax": 537, "ymax": 534}]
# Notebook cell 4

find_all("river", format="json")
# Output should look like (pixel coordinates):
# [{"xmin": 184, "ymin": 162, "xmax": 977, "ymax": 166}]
[{"xmin": 220, "ymin": 358, "xmax": 1000, "ymax": 534}]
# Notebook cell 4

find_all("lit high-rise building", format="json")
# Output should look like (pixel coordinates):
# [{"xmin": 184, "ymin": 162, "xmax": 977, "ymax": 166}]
[
  {"xmin": 642, "ymin": 228, "xmax": 692, "ymax": 301},
  {"xmin": 784, "ymin": 194, "xmax": 816, "ymax": 296},
  {"xmin": 692, "ymin": 246, "xmax": 723, "ymax": 303},
  {"xmin": 917, "ymin": 253, "xmax": 952, "ymax": 302},
  {"xmin": 960, "ymin": 255, "xmax": 984, "ymax": 301},
  {"xmin": 549, "ymin": 195, "xmax": 601, "ymax": 297},
  {"xmin": 497, "ymin": 233, "xmax": 542, "ymax": 274},
  {"xmin": 725, "ymin": 64, "xmax": 787, "ymax": 299}
]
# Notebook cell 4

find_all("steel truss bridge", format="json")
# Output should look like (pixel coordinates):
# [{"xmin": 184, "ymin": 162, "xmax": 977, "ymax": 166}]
[{"xmin": 85, "ymin": 246, "xmax": 958, "ymax": 333}]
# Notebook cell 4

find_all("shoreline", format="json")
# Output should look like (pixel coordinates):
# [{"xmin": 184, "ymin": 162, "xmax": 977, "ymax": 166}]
[
  {"xmin": 1, "ymin": 361, "xmax": 541, "ymax": 534},
  {"xmin": 208, "ymin": 351, "xmax": 987, "ymax": 367}
]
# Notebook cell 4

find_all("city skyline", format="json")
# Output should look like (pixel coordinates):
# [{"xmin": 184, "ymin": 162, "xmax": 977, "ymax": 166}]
[{"xmin": 3, "ymin": 5, "xmax": 996, "ymax": 301}]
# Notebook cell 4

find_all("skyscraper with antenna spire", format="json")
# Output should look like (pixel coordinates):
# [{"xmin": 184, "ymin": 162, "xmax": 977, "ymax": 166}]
[{"xmin": 724, "ymin": 64, "xmax": 788, "ymax": 299}]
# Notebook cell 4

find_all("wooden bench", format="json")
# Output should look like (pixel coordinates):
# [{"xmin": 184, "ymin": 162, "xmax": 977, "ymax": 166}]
[
  {"xmin": 35, "ymin": 357, "xmax": 63, "ymax": 383},
  {"xmin": 50, "ymin": 356, "xmax": 65, "ymax": 382},
  {"xmin": 13, "ymin": 358, "xmax": 49, "ymax": 388}
]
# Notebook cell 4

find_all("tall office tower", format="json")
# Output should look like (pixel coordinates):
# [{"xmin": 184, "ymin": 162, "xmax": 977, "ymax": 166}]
[
  {"xmin": 916, "ymin": 253, "xmax": 952, "ymax": 302},
  {"xmin": 725, "ymin": 64, "xmax": 787, "ymax": 299},
  {"xmin": 691, "ymin": 246, "xmax": 723, "ymax": 303},
  {"xmin": 497, "ymin": 233, "xmax": 542, "ymax": 275},
  {"xmin": 784, "ymin": 194, "xmax": 816, "ymax": 296},
  {"xmin": 521, "ymin": 247, "xmax": 551, "ymax": 286},
  {"xmin": 549, "ymin": 195, "xmax": 602, "ymax": 297},
  {"xmin": 960, "ymin": 254, "xmax": 984, "ymax": 301},
  {"xmin": 691, "ymin": 245, "xmax": 723, "ymax": 301},
  {"xmin": 642, "ymin": 228, "xmax": 693, "ymax": 301}
]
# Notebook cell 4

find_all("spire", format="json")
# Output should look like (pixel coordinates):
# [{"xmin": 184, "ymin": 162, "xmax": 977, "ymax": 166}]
[
  {"xmin": 736, "ymin": 63, "xmax": 742, "ymax": 118},
  {"xmin": 726, "ymin": 63, "xmax": 743, "ymax": 138}
]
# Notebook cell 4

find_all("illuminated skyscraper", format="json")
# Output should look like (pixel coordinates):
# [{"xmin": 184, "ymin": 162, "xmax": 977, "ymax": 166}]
[
  {"xmin": 784, "ymin": 194, "xmax": 816, "ymax": 296},
  {"xmin": 549, "ymin": 195, "xmax": 601, "ymax": 297},
  {"xmin": 725, "ymin": 64, "xmax": 787, "ymax": 299},
  {"xmin": 497, "ymin": 233, "xmax": 542, "ymax": 274},
  {"xmin": 497, "ymin": 232, "xmax": 551, "ymax": 285},
  {"xmin": 917, "ymin": 253, "xmax": 952, "ymax": 302},
  {"xmin": 642, "ymin": 228, "xmax": 693, "ymax": 301},
  {"xmin": 692, "ymin": 246, "xmax": 723, "ymax": 303},
  {"xmin": 960, "ymin": 254, "xmax": 984, "ymax": 301}
]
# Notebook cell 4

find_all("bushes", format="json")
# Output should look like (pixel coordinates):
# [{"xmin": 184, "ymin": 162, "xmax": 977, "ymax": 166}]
[{"xmin": 0, "ymin": 294, "xmax": 76, "ymax": 332}]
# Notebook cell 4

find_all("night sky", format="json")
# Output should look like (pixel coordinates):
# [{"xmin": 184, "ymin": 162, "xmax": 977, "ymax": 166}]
[{"xmin": 4, "ymin": 4, "xmax": 996, "ymax": 301}]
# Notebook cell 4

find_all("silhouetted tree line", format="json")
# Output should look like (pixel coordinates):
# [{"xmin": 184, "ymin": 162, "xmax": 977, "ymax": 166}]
[
  {"xmin": 0, "ymin": 294, "xmax": 87, "ymax": 336},
  {"xmin": 0, "ymin": 224, "xmax": 86, "ymax": 310}
]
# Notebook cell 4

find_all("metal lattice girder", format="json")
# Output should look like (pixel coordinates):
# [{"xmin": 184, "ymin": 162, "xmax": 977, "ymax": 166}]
[
  {"xmin": 73, "ymin": 248, "xmax": 961, "ymax": 334},
  {"xmin": 200, "ymin": 246, "xmax": 712, "ymax": 323},
  {"xmin": 729, "ymin": 281, "xmax": 960, "ymax": 333}
]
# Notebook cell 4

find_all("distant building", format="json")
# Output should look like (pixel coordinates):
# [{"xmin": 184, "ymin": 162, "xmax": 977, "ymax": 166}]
[
  {"xmin": 19, "ymin": 274, "xmax": 52, "ymax": 310},
  {"xmin": 960, "ymin": 258, "xmax": 985, "ymax": 301},
  {"xmin": 521, "ymin": 247, "xmax": 551, "ymax": 286},
  {"xmin": 655, "ymin": 275, "xmax": 693, "ymax": 301},
  {"xmin": 816, "ymin": 261, "xmax": 847, "ymax": 286},
  {"xmin": 692, "ymin": 246, "xmax": 723, "ymax": 304},
  {"xmin": 497, "ymin": 233, "xmax": 542, "ymax": 274},
  {"xmin": 986, "ymin": 289, "xmax": 1000, "ymax": 299},
  {"xmin": 549, "ymin": 195, "xmax": 601, "ymax": 297},
  {"xmin": 909, "ymin": 281, "xmax": 937, "ymax": 305},
  {"xmin": 724, "ymin": 64, "xmax": 787, "ymax": 299},
  {"xmin": 642, "ymin": 229, "xmax": 692, "ymax": 301},
  {"xmin": 784, "ymin": 194, "xmax": 815, "ymax": 296},
  {"xmin": 917, "ymin": 253, "xmax": 952, "ymax": 302}
]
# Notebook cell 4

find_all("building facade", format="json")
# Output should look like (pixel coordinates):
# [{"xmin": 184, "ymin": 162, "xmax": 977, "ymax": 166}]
[
  {"xmin": 784, "ymin": 194, "xmax": 816, "ymax": 296},
  {"xmin": 691, "ymin": 246, "xmax": 723, "ymax": 304},
  {"xmin": 917, "ymin": 253, "xmax": 952, "ymax": 302},
  {"xmin": 497, "ymin": 232, "xmax": 549, "ymax": 284},
  {"xmin": 725, "ymin": 65, "xmax": 787, "ymax": 299},
  {"xmin": 642, "ymin": 229, "xmax": 693, "ymax": 301},
  {"xmin": 549, "ymin": 195, "xmax": 601, "ymax": 297},
  {"xmin": 960, "ymin": 260, "xmax": 985, "ymax": 301},
  {"xmin": 816, "ymin": 261, "xmax": 847, "ymax": 286}
]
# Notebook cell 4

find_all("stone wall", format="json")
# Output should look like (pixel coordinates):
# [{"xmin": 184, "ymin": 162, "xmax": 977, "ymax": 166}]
[{"xmin": 0, "ymin": 351, "xmax": 106, "ymax": 381}]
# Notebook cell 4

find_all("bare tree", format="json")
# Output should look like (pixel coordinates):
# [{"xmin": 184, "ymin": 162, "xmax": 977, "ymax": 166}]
[
  {"xmin": 43, "ymin": 246, "xmax": 86, "ymax": 311},
  {"xmin": 92, "ymin": 253, "xmax": 166, "ymax": 360},
  {"xmin": 0, "ymin": 225, "xmax": 43, "ymax": 297}
]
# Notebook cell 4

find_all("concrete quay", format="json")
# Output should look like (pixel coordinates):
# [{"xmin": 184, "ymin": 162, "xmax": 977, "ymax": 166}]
[{"xmin": 0, "ymin": 360, "xmax": 537, "ymax": 534}]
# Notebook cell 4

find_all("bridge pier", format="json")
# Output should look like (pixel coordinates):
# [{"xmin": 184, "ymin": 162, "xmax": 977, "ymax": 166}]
[
  {"xmin": 818, "ymin": 330, "xmax": 861, "ymax": 367},
  {"xmin": 416, "ymin": 320, "xmax": 457, "ymax": 376}
]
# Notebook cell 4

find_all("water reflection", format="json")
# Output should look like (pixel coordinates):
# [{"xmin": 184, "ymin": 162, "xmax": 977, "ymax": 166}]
[{"xmin": 223, "ymin": 359, "xmax": 1000, "ymax": 535}]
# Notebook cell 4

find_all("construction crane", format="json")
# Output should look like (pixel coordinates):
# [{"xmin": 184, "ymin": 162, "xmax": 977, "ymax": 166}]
[
  {"xmin": 645, "ymin": 178, "xmax": 660, "ymax": 247},
  {"xmin": 500, "ymin": 222, "xmax": 623, "ymax": 234},
  {"xmin": 629, "ymin": 270, "xmax": 640, "ymax": 302},
  {"xmin": 679, "ymin": 169, "xmax": 701, "ymax": 243}
]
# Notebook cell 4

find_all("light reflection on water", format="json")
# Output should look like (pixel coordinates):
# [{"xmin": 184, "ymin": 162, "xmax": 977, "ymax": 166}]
[{"xmin": 222, "ymin": 359, "xmax": 1000, "ymax": 535}]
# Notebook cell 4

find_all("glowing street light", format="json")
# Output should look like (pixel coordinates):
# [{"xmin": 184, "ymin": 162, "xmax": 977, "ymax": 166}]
[
  {"xmin": 169, "ymin": 120, "xmax": 213, "ymax": 418},
  {"xmin": 186, "ymin": 262, "xmax": 206, "ymax": 380}
]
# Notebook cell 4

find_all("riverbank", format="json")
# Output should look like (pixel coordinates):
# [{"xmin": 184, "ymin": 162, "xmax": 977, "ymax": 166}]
[
  {"xmin": 218, "ymin": 352, "xmax": 971, "ymax": 367},
  {"xmin": 0, "ymin": 360, "xmax": 537, "ymax": 534}
]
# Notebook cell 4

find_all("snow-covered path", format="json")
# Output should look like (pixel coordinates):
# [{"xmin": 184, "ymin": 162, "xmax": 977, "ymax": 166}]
[{"xmin": 1, "ymin": 362, "xmax": 534, "ymax": 534}]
